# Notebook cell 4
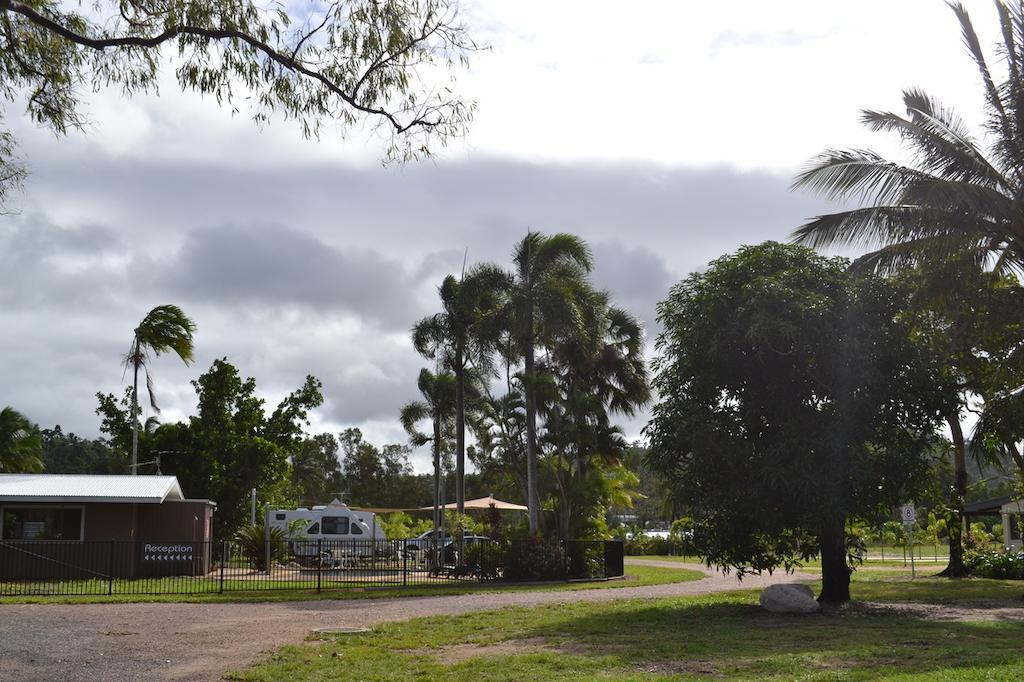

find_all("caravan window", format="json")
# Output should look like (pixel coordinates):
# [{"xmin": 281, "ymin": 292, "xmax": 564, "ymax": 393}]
[
  {"xmin": 306, "ymin": 522, "xmax": 320, "ymax": 535},
  {"xmin": 321, "ymin": 516, "xmax": 349, "ymax": 535},
  {"xmin": 351, "ymin": 523, "xmax": 363, "ymax": 535}
]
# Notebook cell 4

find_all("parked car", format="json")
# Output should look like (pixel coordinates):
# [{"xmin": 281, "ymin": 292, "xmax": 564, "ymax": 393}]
[{"xmin": 404, "ymin": 529, "xmax": 450, "ymax": 553}]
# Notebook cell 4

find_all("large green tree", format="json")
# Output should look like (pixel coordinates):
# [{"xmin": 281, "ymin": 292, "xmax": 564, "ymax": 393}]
[
  {"xmin": 338, "ymin": 428, "xmax": 427, "ymax": 509},
  {"xmin": 124, "ymin": 304, "xmax": 196, "ymax": 474},
  {"xmin": 646, "ymin": 243, "xmax": 949, "ymax": 603},
  {"xmin": 507, "ymin": 232, "xmax": 593, "ymax": 532},
  {"xmin": 290, "ymin": 433, "xmax": 344, "ymax": 506},
  {"xmin": 792, "ymin": 1, "xmax": 1024, "ymax": 273},
  {"xmin": 0, "ymin": 0, "xmax": 476, "ymax": 203},
  {"xmin": 0, "ymin": 406, "xmax": 43, "ymax": 472}
]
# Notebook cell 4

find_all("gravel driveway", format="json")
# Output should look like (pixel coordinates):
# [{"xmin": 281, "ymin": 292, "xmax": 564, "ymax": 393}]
[{"xmin": 0, "ymin": 561, "xmax": 813, "ymax": 681}]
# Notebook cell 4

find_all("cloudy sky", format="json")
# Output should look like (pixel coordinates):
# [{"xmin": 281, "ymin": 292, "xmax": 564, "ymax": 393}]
[{"xmin": 0, "ymin": 0, "xmax": 1003, "ymax": 471}]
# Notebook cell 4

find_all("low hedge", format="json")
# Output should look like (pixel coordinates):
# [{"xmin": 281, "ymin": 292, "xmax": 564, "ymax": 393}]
[{"xmin": 965, "ymin": 549, "xmax": 1024, "ymax": 580}]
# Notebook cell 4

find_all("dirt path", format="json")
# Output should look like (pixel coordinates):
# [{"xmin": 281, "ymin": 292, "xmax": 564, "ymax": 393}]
[{"xmin": 0, "ymin": 562, "xmax": 812, "ymax": 682}]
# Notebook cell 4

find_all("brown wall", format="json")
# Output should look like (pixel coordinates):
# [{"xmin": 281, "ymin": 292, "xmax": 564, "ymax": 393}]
[{"xmin": 0, "ymin": 500, "xmax": 216, "ymax": 580}]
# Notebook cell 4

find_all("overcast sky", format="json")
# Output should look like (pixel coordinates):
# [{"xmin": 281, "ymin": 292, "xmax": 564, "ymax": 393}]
[{"xmin": 0, "ymin": 0, "xmax": 1004, "ymax": 472}]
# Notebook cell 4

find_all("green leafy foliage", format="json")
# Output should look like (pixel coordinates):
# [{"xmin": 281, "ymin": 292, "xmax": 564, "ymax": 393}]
[
  {"xmin": 645, "ymin": 242, "xmax": 950, "ymax": 602},
  {"xmin": 502, "ymin": 536, "xmax": 565, "ymax": 581},
  {"xmin": 0, "ymin": 406, "xmax": 43, "ymax": 473},
  {"xmin": 234, "ymin": 520, "xmax": 288, "ymax": 572},
  {"xmin": 39, "ymin": 425, "xmax": 126, "ymax": 474},
  {"xmin": 0, "ymin": 0, "xmax": 477, "ymax": 202},
  {"xmin": 965, "ymin": 549, "xmax": 1024, "ymax": 579},
  {"xmin": 339, "ymin": 428, "xmax": 429, "ymax": 509}
]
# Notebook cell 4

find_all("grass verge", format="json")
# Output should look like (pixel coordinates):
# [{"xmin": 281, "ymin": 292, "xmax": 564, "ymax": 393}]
[{"xmin": 230, "ymin": 575, "xmax": 1024, "ymax": 681}]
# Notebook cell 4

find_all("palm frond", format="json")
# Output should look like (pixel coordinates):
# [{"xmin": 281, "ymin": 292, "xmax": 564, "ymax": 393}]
[
  {"xmin": 948, "ymin": 2, "xmax": 1023, "ymax": 169},
  {"xmin": 792, "ymin": 149, "xmax": 935, "ymax": 203}
]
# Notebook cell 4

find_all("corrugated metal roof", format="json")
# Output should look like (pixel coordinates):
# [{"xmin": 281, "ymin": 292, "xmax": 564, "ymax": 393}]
[{"xmin": 0, "ymin": 474, "xmax": 184, "ymax": 504}]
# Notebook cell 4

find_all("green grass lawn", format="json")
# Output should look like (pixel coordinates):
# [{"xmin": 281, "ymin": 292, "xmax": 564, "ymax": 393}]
[
  {"xmin": 0, "ymin": 564, "xmax": 704, "ymax": 605},
  {"xmin": 230, "ymin": 573, "xmax": 1024, "ymax": 681},
  {"xmin": 628, "ymin": 554, "xmax": 949, "ymax": 570}
]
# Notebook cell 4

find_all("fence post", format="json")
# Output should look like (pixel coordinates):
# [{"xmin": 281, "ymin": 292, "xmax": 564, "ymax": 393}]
[
  {"xmin": 107, "ymin": 540, "xmax": 115, "ymax": 596},
  {"xmin": 219, "ymin": 541, "xmax": 227, "ymax": 594},
  {"xmin": 317, "ymin": 538, "xmax": 322, "ymax": 594},
  {"xmin": 402, "ymin": 540, "xmax": 408, "ymax": 587}
]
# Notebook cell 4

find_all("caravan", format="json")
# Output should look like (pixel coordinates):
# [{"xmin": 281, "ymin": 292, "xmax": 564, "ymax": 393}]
[{"xmin": 267, "ymin": 499, "xmax": 390, "ymax": 566}]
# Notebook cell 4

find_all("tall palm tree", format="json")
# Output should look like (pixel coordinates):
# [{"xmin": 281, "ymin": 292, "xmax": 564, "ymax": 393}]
[
  {"xmin": 508, "ymin": 232, "xmax": 593, "ymax": 532},
  {"xmin": 0, "ymin": 407, "xmax": 43, "ymax": 473},
  {"xmin": 792, "ymin": 2, "xmax": 1024, "ymax": 274},
  {"xmin": 545, "ymin": 290, "xmax": 650, "ymax": 538},
  {"xmin": 400, "ymin": 368, "xmax": 456, "ymax": 567},
  {"xmin": 412, "ymin": 265, "xmax": 508, "ymax": 523},
  {"xmin": 125, "ymin": 305, "xmax": 196, "ymax": 474}
]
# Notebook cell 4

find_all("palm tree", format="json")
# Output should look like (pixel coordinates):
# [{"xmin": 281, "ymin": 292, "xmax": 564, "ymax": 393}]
[
  {"xmin": 125, "ymin": 305, "xmax": 196, "ymax": 474},
  {"xmin": 508, "ymin": 232, "xmax": 593, "ymax": 532},
  {"xmin": 792, "ymin": 2, "xmax": 1024, "ymax": 274},
  {"xmin": 400, "ymin": 368, "xmax": 456, "ymax": 567},
  {"xmin": 0, "ymin": 407, "xmax": 43, "ymax": 473},
  {"xmin": 544, "ymin": 290, "xmax": 650, "ymax": 538},
  {"xmin": 412, "ymin": 265, "xmax": 508, "ymax": 523}
]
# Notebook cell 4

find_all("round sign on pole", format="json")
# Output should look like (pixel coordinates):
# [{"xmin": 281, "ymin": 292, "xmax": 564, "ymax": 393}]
[{"xmin": 900, "ymin": 503, "xmax": 916, "ymax": 525}]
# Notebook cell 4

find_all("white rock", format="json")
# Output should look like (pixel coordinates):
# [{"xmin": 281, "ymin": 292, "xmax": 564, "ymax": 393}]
[{"xmin": 759, "ymin": 583, "xmax": 819, "ymax": 614}]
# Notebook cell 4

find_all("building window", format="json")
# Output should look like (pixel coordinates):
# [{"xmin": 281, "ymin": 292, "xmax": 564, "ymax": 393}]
[
  {"xmin": 321, "ymin": 516, "xmax": 349, "ymax": 535},
  {"xmin": 2, "ymin": 507, "xmax": 83, "ymax": 541}
]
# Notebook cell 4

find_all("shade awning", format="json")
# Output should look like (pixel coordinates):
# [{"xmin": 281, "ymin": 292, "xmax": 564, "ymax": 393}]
[{"xmin": 351, "ymin": 495, "xmax": 528, "ymax": 514}]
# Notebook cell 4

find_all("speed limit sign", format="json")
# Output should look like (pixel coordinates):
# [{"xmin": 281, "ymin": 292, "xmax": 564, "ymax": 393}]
[{"xmin": 900, "ymin": 504, "xmax": 916, "ymax": 525}]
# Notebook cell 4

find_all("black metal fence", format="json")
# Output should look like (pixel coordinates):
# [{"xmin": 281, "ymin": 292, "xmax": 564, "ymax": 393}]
[{"xmin": 0, "ymin": 538, "xmax": 624, "ymax": 597}]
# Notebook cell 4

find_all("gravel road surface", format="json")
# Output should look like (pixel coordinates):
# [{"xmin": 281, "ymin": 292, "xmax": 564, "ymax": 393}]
[{"xmin": 0, "ymin": 561, "xmax": 813, "ymax": 681}]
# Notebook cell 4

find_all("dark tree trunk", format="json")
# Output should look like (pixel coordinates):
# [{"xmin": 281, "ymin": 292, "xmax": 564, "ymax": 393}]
[
  {"xmin": 939, "ymin": 415, "xmax": 969, "ymax": 578},
  {"xmin": 131, "ymin": 354, "xmax": 139, "ymax": 475},
  {"xmin": 431, "ymin": 414, "xmax": 441, "ymax": 571},
  {"xmin": 524, "ymin": 312, "xmax": 540, "ymax": 533},
  {"xmin": 818, "ymin": 516, "xmax": 851, "ymax": 603},
  {"xmin": 455, "ymin": 347, "xmax": 465, "ymax": 564}
]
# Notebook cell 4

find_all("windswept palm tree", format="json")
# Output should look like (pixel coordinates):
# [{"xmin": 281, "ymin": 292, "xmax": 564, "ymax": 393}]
[
  {"xmin": 400, "ymin": 368, "xmax": 456, "ymax": 566},
  {"xmin": 508, "ymin": 232, "xmax": 593, "ymax": 532},
  {"xmin": 0, "ymin": 407, "xmax": 43, "ymax": 473},
  {"xmin": 125, "ymin": 305, "xmax": 196, "ymax": 474},
  {"xmin": 412, "ymin": 265, "xmax": 508, "ymax": 521},
  {"xmin": 792, "ymin": 2, "xmax": 1024, "ymax": 275}
]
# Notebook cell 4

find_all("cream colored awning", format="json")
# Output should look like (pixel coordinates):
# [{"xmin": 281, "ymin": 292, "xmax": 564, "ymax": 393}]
[{"xmin": 352, "ymin": 495, "xmax": 528, "ymax": 514}]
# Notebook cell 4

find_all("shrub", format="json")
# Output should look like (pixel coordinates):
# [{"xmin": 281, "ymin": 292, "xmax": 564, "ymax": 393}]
[
  {"xmin": 503, "ymin": 536, "xmax": 566, "ymax": 581},
  {"xmin": 965, "ymin": 549, "xmax": 1024, "ymax": 579},
  {"xmin": 464, "ymin": 542, "xmax": 502, "ymax": 580},
  {"xmin": 234, "ymin": 521, "xmax": 288, "ymax": 571}
]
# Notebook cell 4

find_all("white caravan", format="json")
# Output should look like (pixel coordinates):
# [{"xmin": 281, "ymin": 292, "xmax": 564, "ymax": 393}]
[{"xmin": 267, "ymin": 499, "xmax": 388, "ymax": 565}]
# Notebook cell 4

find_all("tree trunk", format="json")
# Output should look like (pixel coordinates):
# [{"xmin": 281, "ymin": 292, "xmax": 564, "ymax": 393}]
[
  {"xmin": 131, "ymin": 357, "xmax": 139, "ymax": 475},
  {"xmin": 939, "ymin": 415, "xmax": 970, "ymax": 578},
  {"xmin": 431, "ymin": 414, "xmax": 441, "ymax": 572},
  {"xmin": 455, "ymin": 348, "xmax": 465, "ymax": 564},
  {"xmin": 524, "ymin": 323, "xmax": 540, "ymax": 533},
  {"xmin": 818, "ymin": 516, "xmax": 851, "ymax": 603}
]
